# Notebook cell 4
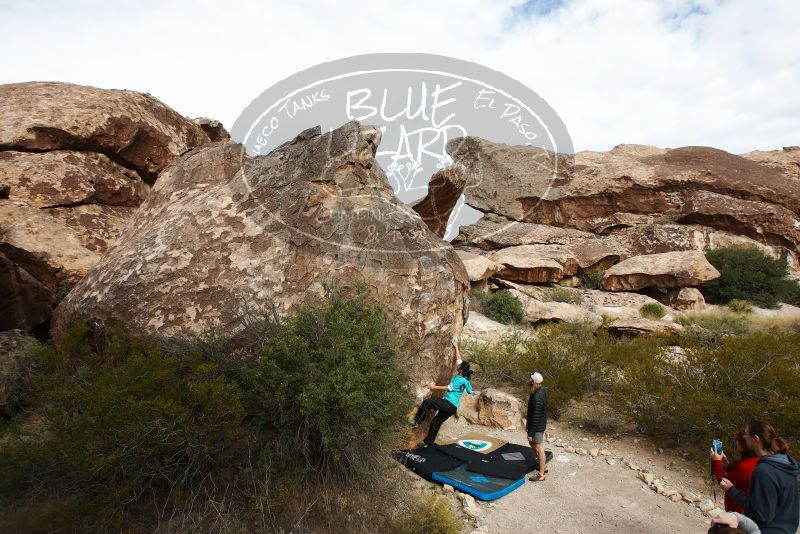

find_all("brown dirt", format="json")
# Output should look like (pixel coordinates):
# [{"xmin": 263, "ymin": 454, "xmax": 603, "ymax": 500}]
[{"xmin": 434, "ymin": 417, "xmax": 718, "ymax": 534}]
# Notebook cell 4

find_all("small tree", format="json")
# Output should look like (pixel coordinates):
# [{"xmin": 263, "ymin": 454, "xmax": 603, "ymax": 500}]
[
  {"xmin": 482, "ymin": 290, "xmax": 524, "ymax": 324},
  {"xmin": 702, "ymin": 248, "xmax": 795, "ymax": 308}
]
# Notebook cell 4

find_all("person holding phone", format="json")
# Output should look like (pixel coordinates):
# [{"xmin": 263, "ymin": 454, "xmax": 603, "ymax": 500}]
[
  {"xmin": 720, "ymin": 419, "xmax": 800, "ymax": 534},
  {"xmin": 711, "ymin": 427, "xmax": 760, "ymax": 513}
]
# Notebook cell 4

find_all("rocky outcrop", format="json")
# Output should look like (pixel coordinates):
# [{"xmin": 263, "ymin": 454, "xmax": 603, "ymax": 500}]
[
  {"xmin": 412, "ymin": 166, "xmax": 465, "ymax": 237},
  {"xmin": 0, "ymin": 82, "xmax": 213, "ymax": 182},
  {"xmin": 0, "ymin": 202, "xmax": 100, "ymax": 331},
  {"xmin": 456, "ymin": 249, "xmax": 502, "ymax": 290},
  {"xmin": 741, "ymin": 146, "xmax": 800, "ymax": 181},
  {"xmin": 600, "ymin": 251, "xmax": 720, "ymax": 292},
  {"xmin": 54, "ymin": 121, "xmax": 470, "ymax": 392},
  {"xmin": 603, "ymin": 318, "xmax": 684, "ymax": 336},
  {"xmin": 449, "ymin": 140, "xmax": 799, "ymax": 275},
  {"xmin": 455, "ymin": 212, "xmax": 592, "ymax": 250},
  {"xmin": 677, "ymin": 190, "xmax": 800, "ymax": 249},
  {"xmin": 447, "ymin": 136, "xmax": 572, "ymax": 221},
  {"xmin": 193, "ymin": 117, "xmax": 230, "ymax": 143},
  {"xmin": 503, "ymin": 286, "xmax": 601, "ymax": 326},
  {"xmin": 0, "ymin": 82, "xmax": 219, "ymax": 332}
]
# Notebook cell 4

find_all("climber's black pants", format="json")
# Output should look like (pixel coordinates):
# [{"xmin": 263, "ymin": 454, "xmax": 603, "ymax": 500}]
[{"xmin": 413, "ymin": 397, "xmax": 457, "ymax": 444}]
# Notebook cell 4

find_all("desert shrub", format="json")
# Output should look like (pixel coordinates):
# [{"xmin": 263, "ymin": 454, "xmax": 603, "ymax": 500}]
[
  {"xmin": 578, "ymin": 267, "xmax": 605, "ymax": 289},
  {"xmin": 481, "ymin": 290, "xmax": 523, "ymax": 324},
  {"xmin": 702, "ymin": 248, "xmax": 796, "ymax": 308},
  {"xmin": 0, "ymin": 327, "xmax": 249, "ymax": 531},
  {"xmin": 673, "ymin": 310, "xmax": 754, "ymax": 347},
  {"xmin": 0, "ymin": 290, "xmax": 410, "ymax": 532},
  {"xmin": 465, "ymin": 324, "xmax": 664, "ymax": 418},
  {"xmin": 51, "ymin": 283, "xmax": 73, "ymax": 305},
  {"xmin": 727, "ymin": 299, "xmax": 753, "ymax": 313},
  {"xmin": 243, "ymin": 290, "xmax": 411, "ymax": 481},
  {"xmin": 609, "ymin": 329, "xmax": 800, "ymax": 453},
  {"xmin": 639, "ymin": 302, "xmax": 667, "ymax": 319},
  {"xmin": 394, "ymin": 494, "xmax": 460, "ymax": 534},
  {"xmin": 543, "ymin": 287, "xmax": 585, "ymax": 305}
]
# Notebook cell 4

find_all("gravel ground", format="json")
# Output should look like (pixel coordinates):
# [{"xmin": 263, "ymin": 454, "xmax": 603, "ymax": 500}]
[{"xmin": 435, "ymin": 418, "xmax": 718, "ymax": 534}]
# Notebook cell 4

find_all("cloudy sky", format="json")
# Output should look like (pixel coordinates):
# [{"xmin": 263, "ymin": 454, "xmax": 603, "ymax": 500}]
[{"xmin": 1, "ymin": 0, "xmax": 798, "ymax": 153}]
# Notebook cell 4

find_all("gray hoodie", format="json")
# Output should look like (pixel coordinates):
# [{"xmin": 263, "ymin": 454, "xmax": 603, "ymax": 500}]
[{"xmin": 729, "ymin": 453, "xmax": 800, "ymax": 534}]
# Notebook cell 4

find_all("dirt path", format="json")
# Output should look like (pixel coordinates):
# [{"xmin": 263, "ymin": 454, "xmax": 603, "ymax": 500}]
[{"xmin": 437, "ymin": 418, "xmax": 719, "ymax": 534}]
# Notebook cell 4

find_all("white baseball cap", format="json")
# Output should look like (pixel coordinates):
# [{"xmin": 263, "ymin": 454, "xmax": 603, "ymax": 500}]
[{"xmin": 530, "ymin": 372, "xmax": 543, "ymax": 384}]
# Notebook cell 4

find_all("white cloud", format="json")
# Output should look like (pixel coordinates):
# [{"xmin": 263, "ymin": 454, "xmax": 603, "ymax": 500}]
[{"xmin": 0, "ymin": 0, "xmax": 797, "ymax": 153}]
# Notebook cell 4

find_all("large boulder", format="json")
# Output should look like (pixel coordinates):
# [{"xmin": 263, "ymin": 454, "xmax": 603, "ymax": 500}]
[
  {"xmin": 0, "ymin": 202, "xmax": 100, "ymax": 331},
  {"xmin": 600, "ymin": 251, "xmax": 720, "ymax": 291},
  {"xmin": 664, "ymin": 287, "xmax": 706, "ymax": 311},
  {"xmin": 456, "ymin": 249, "xmax": 502, "ymax": 291},
  {"xmin": 54, "ymin": 121, "xmax": 470, "ymax": 391},
  {"xmin": 476, "ymin": 389, "xmax": 524, "ymax": 430},
  {"xmin": 603, "ymin": 318, "xmax": 684, "ymax": 336},
  {"xmin": 490, "ymin": 244, "xmax": 580, "ymax": 283},
  {"xmin": 0, "ymin": 82, "xmax": 219, "ymax": 331},
  {"xmin": 0, "ymin": 82, "xmax": 213, "ymax": 182}
]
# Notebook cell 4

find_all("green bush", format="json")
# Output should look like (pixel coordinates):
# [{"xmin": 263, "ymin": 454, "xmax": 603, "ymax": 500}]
[
  {"xmin": 543, "ymin": 287, "xmax": 585, "ymax": 305},
  {"xmin": 702, "ymin": 248, "xmax": 796, "ymax": 308},
  {"xmin": 609, "ymin": 329, "xmax": 800, "ymax": 453},
  {"xmin": 465, "ymin": 324, "xmax": 665, "ymax": 418},
  {"xmin": 639, "ymin": 302, "xmax": 667, "ymax": 319},
  {"xmin": 481, "ymin": 290, "xmax": 523, "ymax": 324},
  {"xmin": 578, "ymin": 267, "xmax": 605, "ymax": 289},
  {"xmin": 0, "ymin": 290, "xmax": 411, "ymax": 532},
  {"xmin": 727, "ymin": 299, "xmax": 753, "ymax": 313},
  {"xmin": 394, "ymin": 494, "xmax": 460, "ymax": 534},
  {"xmin": 243, "ymin": 290, "xmax": 411, "ymax": 481},
  {"xmin": 0, "ymin": 327, "xmax": 249, "ymax": 531},
  {"xmin": 674, "ymin": 311, "xmax": 754, "ymax": 347}
]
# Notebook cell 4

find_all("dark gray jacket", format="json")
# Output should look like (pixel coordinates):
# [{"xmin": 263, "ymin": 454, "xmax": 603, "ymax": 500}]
[
  {"xmin": 729, "ymin": 453, "xmax": 800, "ymax": 534},
  {"xmin": 526, "ymin": 387, "xmax": 547, "ymax": 435}
]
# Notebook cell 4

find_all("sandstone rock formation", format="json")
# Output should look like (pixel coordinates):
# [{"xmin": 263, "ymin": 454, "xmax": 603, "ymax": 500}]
[
  {"xmin": 452, "ymin": 140, "xmax": 800, "ymax": 275},
  {"xmin": 456, "ymin": 249, "xmax": 502, "ymax": 291},
  {"xmin": 0, "ymin": 82, "xmax": 219, "ymax": 331},
  {"xmin": 741, "ymin": 146, "xmax": 800, "ymax": 181},
  {"xmin": 193, "ymin": 117, "xmax": 230, "ymax": 143},
  {"xmin": 664, "ymin": 287, "xmax": 706, "ymax": 311},
  {"xmin": 0, "ymin": 82, "xmax": 212, "ymax": 182},
  {"xmin": 54, "ymin": 121, "xmax": 470, "ymax": 391},
  {"xmin": 455, "ymin": 388, "xmax": 524, "ymax": 430},
  {"xmin": 600, "ymin": 251, "xmax": 720, "ymax": 291},
  {"xmin": 412, "ymin": 166, "xmax": 465, "ymax": 238},
  {"xmin": 603, "ymin": 318, "xmax": 684, "ymax": 336},
  {"xmin": 476, "ymin": 389, "xmax": 524, "ymax": 430}
]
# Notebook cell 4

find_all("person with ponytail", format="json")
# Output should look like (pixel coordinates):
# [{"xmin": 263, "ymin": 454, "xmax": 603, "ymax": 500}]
[
  {"xmin": 411, "ymin": 338, "xmax": 473, "ymax": 445},
  {"xmin": 720, "ymin": 419, "xmax": 800, "ymax": 534}
]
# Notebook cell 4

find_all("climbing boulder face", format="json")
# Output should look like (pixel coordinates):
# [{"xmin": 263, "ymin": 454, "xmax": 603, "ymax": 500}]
[
  {"xmin": 0, "ymin": 82, "xmax": 213, "ymax": 182},
  {"xmin": 0, "ymin": 82, "xmax": 221, "ymax": 332},
  {"xmin": 54, "ymin": 121, "xmax": 470, "ymax": 389}
]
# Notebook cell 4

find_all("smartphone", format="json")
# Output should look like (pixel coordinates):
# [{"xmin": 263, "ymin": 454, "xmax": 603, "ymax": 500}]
[{"xmin": 712, "ymin": 439, "xmax": 723, "ymax": 455}]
